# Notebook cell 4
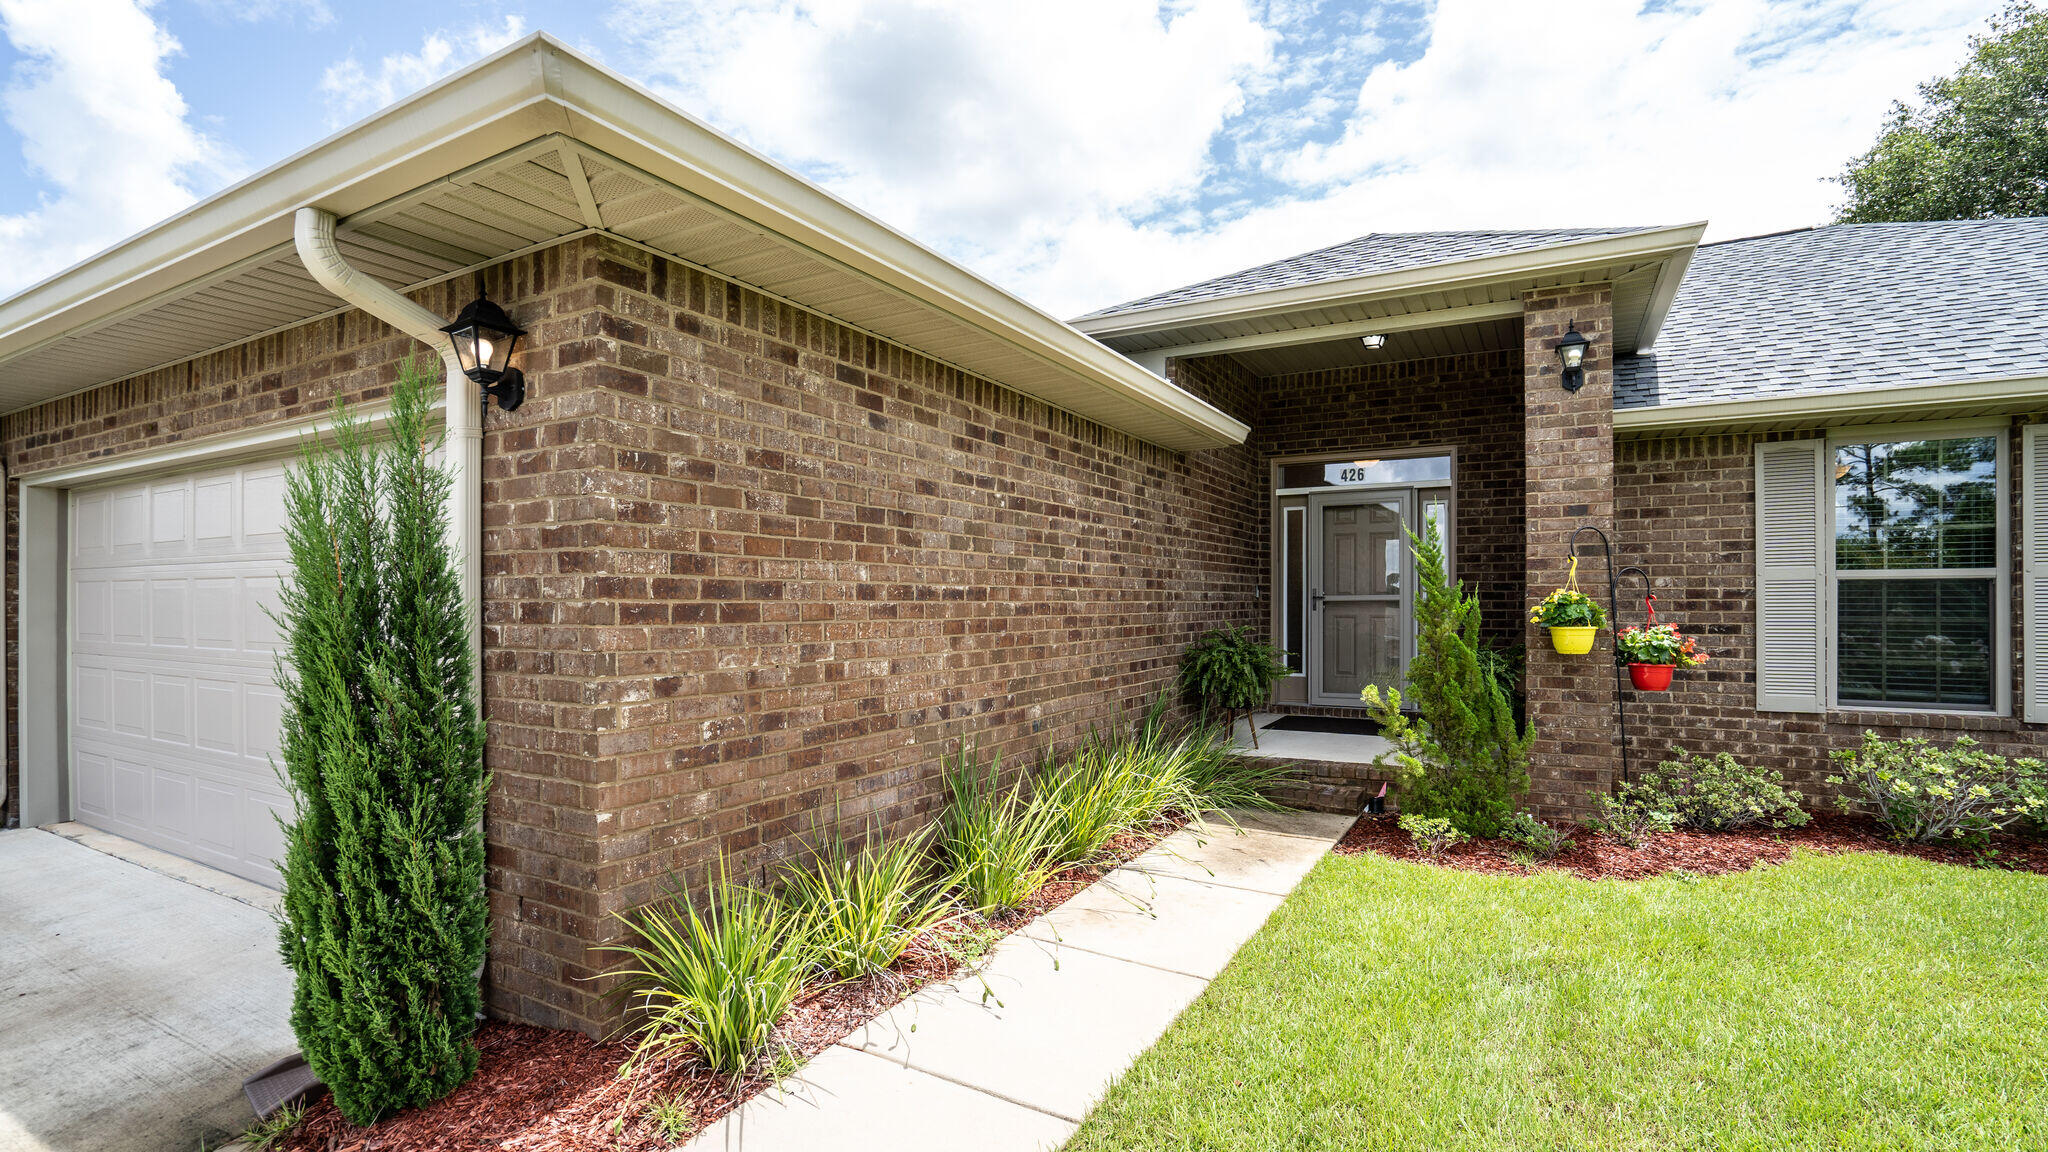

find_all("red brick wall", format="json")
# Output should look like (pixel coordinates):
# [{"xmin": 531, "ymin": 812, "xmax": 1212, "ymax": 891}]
[
  {"xmin": 1522, "ymin": 286, "xmax": 1621, "ymax": 817},
  {"xmin": 481, "ymin": 238, "xmax": 1265, "ymax": 1031},
  {"xmin": 1615, "ymin": 420, "xmax": 2046, "ymax": 799}
]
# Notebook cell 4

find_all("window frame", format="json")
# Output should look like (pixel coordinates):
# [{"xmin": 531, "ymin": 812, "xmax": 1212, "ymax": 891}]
[{"xmin": 1822, "ymin": 420, "xmax": 2010, "ymax": 716}]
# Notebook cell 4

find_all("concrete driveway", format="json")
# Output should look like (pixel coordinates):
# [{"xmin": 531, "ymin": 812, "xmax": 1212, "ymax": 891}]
[{"xmin": 0, "ymin": 827, "xmax": 296, "ymax": 1152}]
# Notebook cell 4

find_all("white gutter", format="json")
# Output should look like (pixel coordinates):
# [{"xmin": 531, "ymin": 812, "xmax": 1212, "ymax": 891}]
[
  {"xmin": 293, "ymin": 207, "xmax": 483, "ymax": 696},
  {"xmin": 1614, "ymin": 373, "xmax": 2048, "ymax": 433}
]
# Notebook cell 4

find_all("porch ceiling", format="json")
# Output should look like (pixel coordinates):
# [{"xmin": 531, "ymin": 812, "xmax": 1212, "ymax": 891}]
[
  {"xmin": 0, "ymin": 36, "xmax": 1244, "ymax": 454},
  {"xmin": 1222, "ymin": 316, "xmax": 1520, "ymax": 378}
]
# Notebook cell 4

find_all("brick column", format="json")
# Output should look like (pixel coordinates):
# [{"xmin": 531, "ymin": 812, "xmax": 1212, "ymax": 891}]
[{"xmin": 1522, "ymin": 285, "xmax": 1620, "ymax": 817}]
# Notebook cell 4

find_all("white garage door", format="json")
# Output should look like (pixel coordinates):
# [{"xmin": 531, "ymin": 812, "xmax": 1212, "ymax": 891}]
[{"xmin": 70, "ymin": 459, "xmax": 293, "ymax": 887}]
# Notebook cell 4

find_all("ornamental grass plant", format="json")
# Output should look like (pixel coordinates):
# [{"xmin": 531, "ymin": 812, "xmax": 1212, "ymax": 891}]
[
  {"xmin": 604, "ymin": 869, "xmax": 813, "ymax": 1080},
  {"xmin": 777, "ymin": 822, "xmax": 957, "ymax": 981},
  {"xmin": 939, "ymin": 744, "xmax": 1065, "ymax": 915}
]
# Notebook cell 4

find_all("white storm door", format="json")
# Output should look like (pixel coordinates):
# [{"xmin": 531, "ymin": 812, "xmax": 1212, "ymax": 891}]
[
  {"xmin": 69, "ymin": 459, "xmax": 293, "ymax": 886},
  {"xmin": 1307, "ymin": 490, "xmax": 1411, "ymax": 707}
]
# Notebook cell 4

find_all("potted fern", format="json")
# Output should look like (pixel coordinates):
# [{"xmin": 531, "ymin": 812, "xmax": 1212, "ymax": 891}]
[{"xmin": 1177, "ymin": 627, "xmax": 1292, "ymax": 748}]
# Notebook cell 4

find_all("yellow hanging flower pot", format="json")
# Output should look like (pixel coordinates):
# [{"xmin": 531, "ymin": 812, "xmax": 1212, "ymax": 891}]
[
  {"xmin": 1530, "ymin": 557, "xmax": 1609, "ymax": 655},
  {"xmin": 1549, "ymin": 626, "xmax": 1598, "ymax": 655}
]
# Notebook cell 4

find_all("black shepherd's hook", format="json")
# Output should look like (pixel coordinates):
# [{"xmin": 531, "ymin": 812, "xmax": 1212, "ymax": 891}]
[{"xmin": 1568, "ymin": 527, "xmax": 1651, "ymax": 787}]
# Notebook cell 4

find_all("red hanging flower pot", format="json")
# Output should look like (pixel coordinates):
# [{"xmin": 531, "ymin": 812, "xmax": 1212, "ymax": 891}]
[
  {"xmin": 1616, "ymin": 593, "xmax": 1707, "ymax": 693},
  {"xmin": 1628, "ymin": 662, "xmax": 1676, "ymax": 691}
]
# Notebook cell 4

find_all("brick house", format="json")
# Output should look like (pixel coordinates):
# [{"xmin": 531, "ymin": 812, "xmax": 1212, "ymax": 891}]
[{"xmin": 0, "ymin": 35, "xmax": 2041, "ymax": 1035}]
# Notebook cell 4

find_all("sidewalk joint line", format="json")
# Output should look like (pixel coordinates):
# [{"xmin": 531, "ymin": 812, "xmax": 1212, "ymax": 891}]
[{"xmin": 831, "ymin": 1043, "xmax": 1084, "ymax": 1124}]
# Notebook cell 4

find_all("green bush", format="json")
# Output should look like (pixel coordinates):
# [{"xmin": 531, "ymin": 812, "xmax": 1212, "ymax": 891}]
[
  {"xmin": 1178, "ymin": 627, "xmax": 1292, "ymax": 718},
  {"xmin": 1501, "ymin": 810, "xmax": 1574, "ymax": 859},
  {"xmin": 778, "ymin": 823, "xmax": 955, "ymax": 981},
  {"xmin": 1636, "ymin": 748, "xmax": 1809, "ymax": 832},
  {"xmin": 605, "ymin": 870, "xmax": 811, "ymax": 1079},
  {"xmin": 1397, "ymin": 814, "xmax": 1469, "ymax": 859},
  {"xmin": 1827, "ymin": 732, "xmax": 2046, "ymax": 843},
  {"xmin": 1364, "ymin": 518, "xmax": 1533, "ymax": 838},
  {"xmin": 939, "ymin": 744, "xmax": 1063, "ymax": 915},
  {"xmin": 1586, "ymin": 789, "xmax": 1678, "ymax": 848},
  {"xmin": 271, "ymin": 360, "xmax": 488, "ymax": 1124}
]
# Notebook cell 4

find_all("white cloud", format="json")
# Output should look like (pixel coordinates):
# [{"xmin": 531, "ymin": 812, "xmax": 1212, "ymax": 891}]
[
  {"xmin": 1275, "ymin": 0, "xmax": 1995, "ymax": 239},
  {"xmin": 319, "ymin": 16, "xmax": 528, "ymax": 127},
  {"xmin": 0, "ymin": 0, "xmax": 235, "ymax": 296},
  {"xmin": 603, "ymin": 0, "xmax": 2001, "ymax": 318},
  {"xmin": 610, "ymin": 0, "xmax": 1276, "ymax": 311}
]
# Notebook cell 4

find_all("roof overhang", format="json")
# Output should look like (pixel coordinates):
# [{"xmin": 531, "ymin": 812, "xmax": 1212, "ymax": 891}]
[
  {"xmin": 1614, "ymin": 373, "xmax": 2048, "ymax": 435},
  {"xmin": 0, "ymin": 34, "xmax": 1246, "ymax": 453},
  {"xmin": 1075, "ymin": 222, "xmax": 1707, "ymax": 373}
]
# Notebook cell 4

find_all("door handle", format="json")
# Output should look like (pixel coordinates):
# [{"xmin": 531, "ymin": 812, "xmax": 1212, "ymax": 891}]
[{"xmin": 1311, "ymin": 590, "xmax": 1324, "ymax": 611}]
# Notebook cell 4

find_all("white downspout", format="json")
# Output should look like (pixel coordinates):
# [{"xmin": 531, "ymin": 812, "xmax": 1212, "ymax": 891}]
[{"xmin": 293, "ymin": 207, "xmax": 484, "ymax": 698}]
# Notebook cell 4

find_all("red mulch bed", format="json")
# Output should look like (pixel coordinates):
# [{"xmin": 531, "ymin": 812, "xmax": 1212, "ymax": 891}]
[
  {"xmin": 1335, "ymin": 810, "xmax": 2048, "ymax": 880},
  {"xmin": 279, "ymin": 815, "xmax": 1188, "ymax": 1151}
]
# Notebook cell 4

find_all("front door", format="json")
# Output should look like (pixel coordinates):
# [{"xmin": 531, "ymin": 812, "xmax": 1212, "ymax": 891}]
[{"xmin": 1307, "ymin": 490, "xmax": 1412, "ymax": 706}]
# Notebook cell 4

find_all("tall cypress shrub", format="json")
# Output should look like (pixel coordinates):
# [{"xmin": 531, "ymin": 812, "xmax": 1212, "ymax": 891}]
[
  {"xmin": 273, "ymin": 358, "xmax": 488, "ymax": 1124},
  {"xmin": 1362, "ymin": 518, "xmax": 1532, "ymax": 837}
]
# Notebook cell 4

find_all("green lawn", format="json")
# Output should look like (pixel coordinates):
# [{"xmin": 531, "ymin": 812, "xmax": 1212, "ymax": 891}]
[{"xmin": 1067, "ymin": 850, "xmax": 2048, "ymax": 1152}]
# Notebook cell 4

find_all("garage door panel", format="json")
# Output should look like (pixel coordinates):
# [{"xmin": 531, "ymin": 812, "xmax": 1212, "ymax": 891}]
[
  {"xmin": 194, "ymin": 780, "xmax": 239, "ymax": 853},
  {"xmin": 111, "ymin": 670, "xmax": 148, "ymax": 735},
  {"xmin": 109, "ymin": 491, "xmax": 147, "ymax": 552},
  {"xmin": 70, "ymin": 457, "xmax": 294, "ymax": 888},
  {"xmin": 150, "ymin": 676, "xmax": 192, "ymax": 745},
  {"xmin": 75, "ymin": 751, "xmax": 112, "ymax": 819},
  {"xmin": 150, "ymin": 485, "xmax": 187, "ymax": 550},
  {"xmin": 109, "ymin": 580, "xmax": 146, "ymax": 644},
  {"xmin": 194, "ymin": 477, "xmax": 234, "ymax": 544},
  {"xmin": 194, "ymin": 678, "xmax": 238, "ymax": 753},
  {"xmin": 245, "ymin": 686, "xmax": 284, "ymax": 762},
  {"xmin": 149, "ymin": 579, "xmax": 190, "ymax": 647}
]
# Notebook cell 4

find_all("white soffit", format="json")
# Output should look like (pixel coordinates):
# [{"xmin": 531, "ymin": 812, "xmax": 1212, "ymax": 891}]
[
  {"xmin": 0, "ymin": 35, "xmax": 1246, "ymax": 454},
  {"xmin": 1078, "ymin": 223, "xmax": 1707, "ymax": 363}
]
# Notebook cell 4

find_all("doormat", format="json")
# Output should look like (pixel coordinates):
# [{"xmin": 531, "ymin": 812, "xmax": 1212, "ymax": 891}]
[{"xmin": 1261, "ymin": 715, "xmax": 1382, "ymax": 736}]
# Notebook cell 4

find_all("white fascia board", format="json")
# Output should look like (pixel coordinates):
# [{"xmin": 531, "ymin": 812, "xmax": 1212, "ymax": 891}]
[
  {"xmin": 1632, "ymin": 238, "xmax": 1695, "ymax": 354},
  {"xmin": 1614, "ymin": 374, "xmax": 2048, "ymax": 433},
  {"xmin": 1071, "ymin": 222, "xmax": 1710, "ymax": 341},
  {"xmin": 0, "ymin": 33, "xmax": 1247, "ymax": 453}
]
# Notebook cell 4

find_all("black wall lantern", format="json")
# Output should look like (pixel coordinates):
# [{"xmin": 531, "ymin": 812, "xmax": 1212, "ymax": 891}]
[
  {"xmin": 1555, "ymin": 320, "xmax": 1592, "ymax": 393},
  {"xmin": 441, "ymin": 283, "xmax": 526, "ymax": 411}
]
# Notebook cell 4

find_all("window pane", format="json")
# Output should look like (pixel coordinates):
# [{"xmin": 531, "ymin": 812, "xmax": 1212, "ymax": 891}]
[
  {"xmin": 1282, "ymin": 506, "xmax": 1305, "ymax": 673},
  {"xmin": 1834, "ymin": 437, "xmax": 1997, "ymax": 570},
  {"xmin": 1836, "ymin": 578, "xmax": 1993, "ymax": 708},
  {"xmin": 1280, "ymin": 455, "xmax": 1451, "ymax": 489}
]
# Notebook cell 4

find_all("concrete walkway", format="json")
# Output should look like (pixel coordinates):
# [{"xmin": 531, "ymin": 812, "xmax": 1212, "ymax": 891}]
[
  {"xmin": 0, "ymin": 828, "xmax": 296, "ymax": 1152},
  {"xmin": 696, "ymin": 808, "xmax": 1352, "ymax": 1151}
]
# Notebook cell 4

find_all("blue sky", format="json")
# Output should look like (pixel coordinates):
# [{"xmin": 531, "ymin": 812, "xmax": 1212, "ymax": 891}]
[{"xmin": 0, "ymin": 0, "xmax": 2006, "ymax": 317}]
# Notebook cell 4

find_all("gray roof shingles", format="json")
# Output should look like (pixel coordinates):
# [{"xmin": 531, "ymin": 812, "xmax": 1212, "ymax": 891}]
[
  {"xmin": 1075, "ymin": 228, "xmax": 1647, "ymax": 321},
  {"xmin": 1616, "ymin": 218, "xmax": 2048, "ymax": 409}
]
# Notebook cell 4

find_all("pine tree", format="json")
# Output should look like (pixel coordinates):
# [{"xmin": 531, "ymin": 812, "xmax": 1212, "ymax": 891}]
[
  {"xmin": 273, "ymin": 358, "xmax": 488, "ymax": 1125},
  {"xmin": 1362, "ymin": 518, "xmax": 1532, "ymax": 837}
]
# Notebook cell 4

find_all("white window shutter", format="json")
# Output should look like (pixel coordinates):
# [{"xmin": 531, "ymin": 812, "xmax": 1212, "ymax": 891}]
[
  {"xmin": 2025, "ymin": 425, "xmax": 2047, "ymax": 723},
  {"xmin": 1755, "ymin": 439, "xmax": 1829, "ymax": 713}
]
